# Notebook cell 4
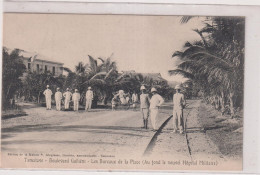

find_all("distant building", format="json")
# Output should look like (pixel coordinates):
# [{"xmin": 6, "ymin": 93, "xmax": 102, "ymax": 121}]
[
  {"xmin": 18, "ymin": 50, "xmax": 64, "ymax": 76},
  {"xmin": 119, "ymin": 70, "xmax": 168, "ymax": 85}
]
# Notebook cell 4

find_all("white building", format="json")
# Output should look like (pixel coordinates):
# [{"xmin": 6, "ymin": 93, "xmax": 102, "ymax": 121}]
[{"xmin": 19, "ymin": 50, "xmax": 64, "ymax": 76}]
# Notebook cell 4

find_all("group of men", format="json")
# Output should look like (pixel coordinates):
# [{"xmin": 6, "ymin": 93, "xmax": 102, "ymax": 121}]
[
  {"xmin": 139, "ymin": 85, "xmax": 186, "ymax": 134},
  {"xmin": 43, "ymin": 85, "xmax": 94, "ymax": 111},
  {"xmin": 43, "ymin": 83, "xmax": 186, "ymax": 134}
]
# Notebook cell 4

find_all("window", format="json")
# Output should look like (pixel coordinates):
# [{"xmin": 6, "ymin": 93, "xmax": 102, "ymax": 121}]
[
  {"xmin": 28, "ymin": 63, "xmax": 31, "ymax": 71},
  {"xmin": 45, "ymin": 65, "xmax": 48, "ymax": 72},
  {"xmin": 53, "ymin": 66, "xmax": 55, "ymax": 74},
  {"xmin": 37, "ymin": 64, "xmax": 40, "ymax": 73}
]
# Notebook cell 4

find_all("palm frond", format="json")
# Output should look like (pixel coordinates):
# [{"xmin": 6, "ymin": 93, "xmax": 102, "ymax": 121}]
[
  {"xmin": 63, "ymin": 67, "xmax": 73, "ymax": 73},
  {"xmin": 168, "ymin": 69, "xmax": 194, "ymax": 79},
  {"xmin": 180, "ymin": 16, "xmax": 194, "ymax": 24},
  {"xmin": 172, "ymin": 51, "xmax": 183, "ymax": 58}
]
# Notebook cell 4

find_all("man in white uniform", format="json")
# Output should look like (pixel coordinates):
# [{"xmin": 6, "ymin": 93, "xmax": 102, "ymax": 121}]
[
  {"xmin": 150, "ymin": 87, "xmax": 164, "ymax": 131},
  {"xmin": 55, "ymin": 87, "xmax": 62, "ymax": 111},
  {"xmin": 72, "ymin": 89, "xmax": 81, "ymax": 111},
  {"xmin": 63, "ymin": 88, "xmax": 72, "ymax": 110},
  {"xmin": 173, "ymin": 85, "xmax": 186, "ymax": 134},
  {"xmin": 118, "ymin": 89, "xmax": 127, "ymax": 105},
  {"xmin": 43, "ymin": 85, "xmax": 52, "ymax": 110},
  {"xmin": 140, "ymin": 86, "xmax": 150, "ymax": 129},
  {"xmin": 85, "ymin": 87, "xmax": 94, "ymax": 111}
]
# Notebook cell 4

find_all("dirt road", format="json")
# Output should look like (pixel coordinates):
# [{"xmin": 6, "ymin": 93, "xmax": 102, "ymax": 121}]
[{"xmin": 1, "ymin": 100, "xmax": 242, "ymax": 170}]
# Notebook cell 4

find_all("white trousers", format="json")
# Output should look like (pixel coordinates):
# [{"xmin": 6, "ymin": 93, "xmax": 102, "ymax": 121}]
[
  {"xmin": 64, "ymin": 100, "xmax": 70, "ymax": 109},
  {"xmin": 85, "ymin": 99, "xmax": 92, "ymax": 111},
  {"xmin": 141, "ymin": 108, "xmax": 149, "ymax": 120},
  {"xmin": 46, "ymin": 98, "xmax": 51, "ymax": 109},
  {"xmin": 173, "ymin": 109, "xmax": 184, "ymax": 131},
  {"xmin": 55, "ymin": 100, "xmax": 61, "ymax": 111},
  {"xmin": 150, "ymin": 108, "xmax": 159, "ymax": 130},
  {"xmin": 74, "ymin": 101, "xmax": 79, "ymax": 111}
]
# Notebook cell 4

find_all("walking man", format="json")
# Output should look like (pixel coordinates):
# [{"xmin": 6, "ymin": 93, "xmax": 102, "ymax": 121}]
[
  {"xmin": 55, "ymin": 87, "xmax": 62, "ymax": 111},
  {"xmin": 43, "ymin": 85, "xmax": 52, "ymax": 110},
  {"xmin": 72, "ymin": 89, "xmax": 81, "ymax": 111},
  {"xmin": 140, "ymin": 86, "xmax": 150, "ymax": 129},
  {"xmin": 85, "ymin": 86, "xmax": 94, "ymax": 111},
  {"xmin": 173, "ymin": 85, "xmax": 186, "ymax": 134},
  {"xmin": 63, "ymin": 88, "xmax": 72, "ymax": 110},
  {"xmin": 150, "ymin": 87, "xmax": 164, "ymax": 131}
]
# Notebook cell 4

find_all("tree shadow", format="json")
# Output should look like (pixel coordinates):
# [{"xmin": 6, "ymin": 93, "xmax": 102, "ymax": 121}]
[
  {"xmin": 2, "ymin": 124, "xmax": 151, "ymax": 137},
  {"xmin": 2, "ymin": 113, "xmax": 28, "ymax": 120}
]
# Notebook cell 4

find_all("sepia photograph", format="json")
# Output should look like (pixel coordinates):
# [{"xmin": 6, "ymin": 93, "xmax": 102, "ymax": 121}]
[{"xmin": 1, "ymin": 13, "xmax": 244, "ymax": 171}]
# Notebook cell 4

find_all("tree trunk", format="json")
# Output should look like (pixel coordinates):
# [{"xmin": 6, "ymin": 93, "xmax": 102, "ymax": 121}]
[
  {"xmin": 229, "ymin": 92, "xmax": 235, "ymax": 118},
  {"xmin": 38, "ymin": 91, "xmax": 41, "ymax": 104},
  {"xmin": 215, "ymin": 96, "xmax": 220, "ymax": 110},
  {"xmin": 220, "ymin": 91, "xmax": 225, "ymax": 116},
  {"xmin": 101, "ymin": 92, "xmax": 107, "ymax": 105}
]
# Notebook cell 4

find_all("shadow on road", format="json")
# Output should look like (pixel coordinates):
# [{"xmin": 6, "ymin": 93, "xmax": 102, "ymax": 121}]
[
  {"xmin": 2, "ymin": 124, "xmax": 151, "ymax": 139},
  {"xmin": 2, "ymin": 113, "xmax": 28, "ymax": 120}
]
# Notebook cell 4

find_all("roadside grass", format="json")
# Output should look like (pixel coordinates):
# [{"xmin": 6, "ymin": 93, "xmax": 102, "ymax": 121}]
[{"xmin": 198, "ymin": 101, "xmax": 243, "ymax": 160}]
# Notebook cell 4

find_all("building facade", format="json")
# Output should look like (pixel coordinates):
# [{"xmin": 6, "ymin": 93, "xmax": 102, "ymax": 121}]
[{"xmin": 19, "ymin": 50, "xmax": 64, "ymax": 76}]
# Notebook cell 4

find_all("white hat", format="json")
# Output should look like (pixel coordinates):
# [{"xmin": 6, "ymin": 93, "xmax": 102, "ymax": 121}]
[
  {"xmin": 75, "ymin": 89, "xmax": 78, "ymax": 92},
  {"xmin": 175, "ymin": 85, "xmax": 181, "ymax": 89},
  {"xmin": 66, "ymin": 88, "xmax": 69, "ymax": 91},
  {"xmin": 140, "ymin": 85, "xmax": 146, "ymax": 90},
  {"xmin": 56, "ymin": 87, "xmax": 60, "ymax": 90},
  {"xmin": 46, "ymin": 85, "xmax": 50, "ymax": 88},
  {"xmin": 151, "ymin": 87, "xmax": 157, "ymax": 92},
  {"xmin": 88, "ymin": 87, "xmax": 92, "ymax": 90}
]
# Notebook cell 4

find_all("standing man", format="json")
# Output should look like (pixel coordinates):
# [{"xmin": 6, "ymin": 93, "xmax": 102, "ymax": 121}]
[
  {"xmin": 150, "ymin": 87, "xmax": 164, "ymax": 131},
  {"xmin": 85, "ymin": 86, "xmax": 94, "ymax": 112},
  {"xmin": 55, "ymin": 87, "xmax": 62, "ymax": 111},
  {"xmin": 173, "ymin": 85, "xmax": 186, "ymax": 134},
  {"xmin": 140, "ymin": 86, "xmax": 150, "ymax": 129},
  {"xmin": 132, "ymin": 90, "xmax": 139, "ymax": 110},
  {"xmin": 43, "ymin": 85, "xmax": 52, "ymax": 110},
  {"xmin": 63, "ymin": 88, "xmax": 72, "ymax": 110},
  {"xmin": 72, "ymin": 89, "xmax": 81, "ymax": 111}
]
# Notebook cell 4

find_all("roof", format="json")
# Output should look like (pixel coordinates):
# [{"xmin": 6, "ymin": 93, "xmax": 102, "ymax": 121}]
[
  {"xmin": 19, "ymin": 50, "xmax": 64, "ymax": 65},
  {"xmin": 140, "ymin": 73, "xmax": 167, "ymax": 82}
]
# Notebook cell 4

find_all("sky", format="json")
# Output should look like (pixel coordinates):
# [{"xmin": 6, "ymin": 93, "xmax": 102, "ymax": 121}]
[{"xmin": 3, "ymin": 14, "xmax": 204, "ymax": 82}]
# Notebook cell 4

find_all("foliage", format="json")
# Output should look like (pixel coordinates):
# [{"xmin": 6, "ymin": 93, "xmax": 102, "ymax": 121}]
[
  {"xmin": 2, "ymin": 48, "xmax": 26, "ymax": 109},
  {"xmin": 170, "ymin": 16, "xmax": 245, "ymax": 117}
]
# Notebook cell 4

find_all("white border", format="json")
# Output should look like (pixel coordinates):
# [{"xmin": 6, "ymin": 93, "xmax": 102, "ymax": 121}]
[{"xmin": 1, "ymin": 1, "xmax": 260, "ymax": 175}]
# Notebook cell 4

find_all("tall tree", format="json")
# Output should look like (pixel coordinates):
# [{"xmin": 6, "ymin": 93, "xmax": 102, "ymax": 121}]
[
  {"xmin": 2, "ymin": 48, "xmax": 26, "ymax": 108},
  {"xmin": 169, "ymin": 17, "xmax": 245, "ymax": 117}
]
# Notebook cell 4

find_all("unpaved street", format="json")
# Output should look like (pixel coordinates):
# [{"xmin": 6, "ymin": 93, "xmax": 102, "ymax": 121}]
[
  {"xmin": 1, "ymin": 100, "xmax": 241, "ymax": 170},
  {"xmin": 2, "ymin": 102, "xmax": 172, "ymax": 157}
]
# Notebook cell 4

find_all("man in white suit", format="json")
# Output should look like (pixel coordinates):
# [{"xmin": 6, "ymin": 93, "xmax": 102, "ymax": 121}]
[
  {"xmin": 173, "ymin": 85, "xmax": 186, "ymax": 134},
  {"xmin": 43, "ymin": 85, "xmax": 52, "ymax": 110},
  {"xmin": 85, "ymin": 87, "xmax": 94, "ymax": 112},
  {"xmin": 63, "ymin": 88, "xmax": 72, "ymax": 110},
  {"xmin": 72, "ymin": 89, "xmax": 81, "ymax": 111},
  {"xmin": 55, "ymin": 87, "xmax": 62, "ymax": 111}
]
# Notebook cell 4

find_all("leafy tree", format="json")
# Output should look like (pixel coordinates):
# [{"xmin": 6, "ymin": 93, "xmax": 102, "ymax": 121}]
[{"xmin": 2, "ymin": 48, "xmax": 26, "ymax": 108}]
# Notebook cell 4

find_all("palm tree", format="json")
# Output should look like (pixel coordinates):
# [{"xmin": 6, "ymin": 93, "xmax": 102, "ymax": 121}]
[
  {"xmin": 83, "ymin": 55, "xmax": 118, "ymax": 105},
  {"xmin": 2, "ymin": 48, "xmax": 26, "ymax": 108},
  {"xmin": 169, "ymin": 16, "xmax": 245, "ymax": 117}
]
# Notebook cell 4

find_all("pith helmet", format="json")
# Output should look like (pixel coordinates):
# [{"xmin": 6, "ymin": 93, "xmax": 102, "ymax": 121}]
[
  {"xmin": 140, "ymin": 85, "xmax": 146, "ymax": 90},
  {"xmin": 66, "ymin": 88, "xmax": 69, "ymax": 91},
  {"xmin": 151, "ymin": 87, "xmax": 157, "ymax": 92},
  {"xmin": 175, "ymin": 85, "xmax": 181, "ymax": 89},
  {"xmin": 46, "ymin": 85, "xmax": 50, "ymax": 88},
  {"xmin": 75, "ymin": 89, "xmax": 78, "ymax": 92},
  {"xmin": 56, "ymin": 87, "xmax": 60, "ymax": 90},
  {"xmin": 88, "ymin": 87, "xmax": 92, "ymax": 90}
]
